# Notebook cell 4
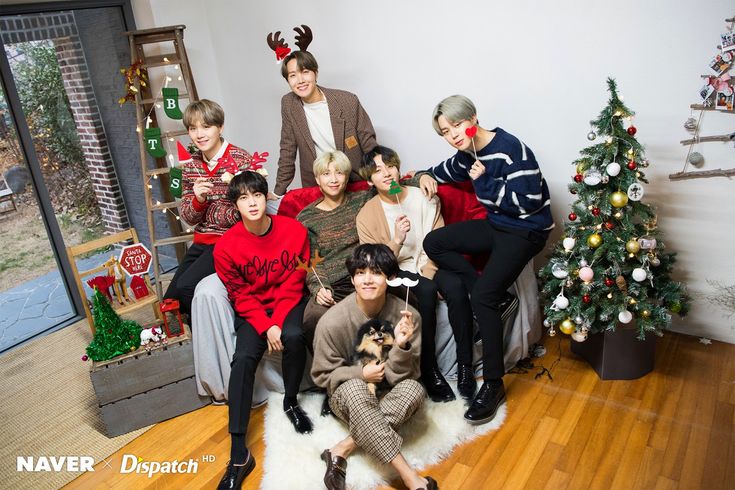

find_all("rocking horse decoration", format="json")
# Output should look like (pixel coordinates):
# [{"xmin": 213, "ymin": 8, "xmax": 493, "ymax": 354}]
[{"xmin": 266, "ymin": 24, "xmax": 313, "ymax": 63}]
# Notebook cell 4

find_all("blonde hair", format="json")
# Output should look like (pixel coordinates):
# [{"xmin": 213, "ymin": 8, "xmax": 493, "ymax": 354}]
[
  {"xmin": 183, "ymin": 99, "xmax": 225, "ymax": 128},
  {"xmin": 432, "ymin": 95, "xmax": 477, "ymax": 135},
  {"xmin": 313, "ymin": 151, "xmax": 351, "ymax": 176}
]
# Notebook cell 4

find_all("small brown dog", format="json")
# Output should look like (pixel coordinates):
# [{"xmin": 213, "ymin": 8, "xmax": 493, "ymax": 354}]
[{"xmin": 354, "ymin": 319, "xmax": 395, "ymax": 396}]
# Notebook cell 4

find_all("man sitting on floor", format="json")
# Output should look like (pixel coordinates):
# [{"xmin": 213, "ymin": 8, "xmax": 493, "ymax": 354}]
[{"xmin": 311, "ymin": 244, "xmax": 439, "ymax": 490}]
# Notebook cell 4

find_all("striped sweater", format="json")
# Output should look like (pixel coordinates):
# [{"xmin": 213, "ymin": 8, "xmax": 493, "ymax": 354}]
[
  {"xmin": 427, "ymin": 127, "xmax": 554, "ymax": 236},
  {"xmin": 179, "ymin": 142, "xmax": 253, "ymax": 244}
]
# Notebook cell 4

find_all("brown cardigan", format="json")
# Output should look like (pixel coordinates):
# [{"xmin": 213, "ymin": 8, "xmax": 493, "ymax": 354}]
[
  {"xmin": 274, "ymin": 86, "xmax": 377, "ymax": 195},
  {"xmin": 355, "ymin": 189, "xmax": 444, "ymax": 279}
]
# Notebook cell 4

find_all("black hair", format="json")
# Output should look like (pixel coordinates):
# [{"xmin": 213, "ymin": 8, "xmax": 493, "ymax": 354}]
[
  {"xmin": 227, "ymin": 171, "xmax": 268, "ymax": 203},
  {"xmin": 359, "ymin": 145, "xmax": 401, "ymax": 181},
  {"xmin": 281, "ymin": 51, "xmax": 319, "ymax": 79},
  {"xmin": 346, "ymin": 243, "xmax": 399, "ymax": 278}
]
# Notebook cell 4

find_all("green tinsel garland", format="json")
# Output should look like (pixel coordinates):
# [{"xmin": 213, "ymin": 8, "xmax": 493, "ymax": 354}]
[{"xmin": 86, "ymin": 287, "xmax": 143, "ymax": 361}]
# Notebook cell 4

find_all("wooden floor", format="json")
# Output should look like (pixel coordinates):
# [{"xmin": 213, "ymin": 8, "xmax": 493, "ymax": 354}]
[{"xmin": 65, "ymin": 332, "xmax": 735, "ymax": 489}]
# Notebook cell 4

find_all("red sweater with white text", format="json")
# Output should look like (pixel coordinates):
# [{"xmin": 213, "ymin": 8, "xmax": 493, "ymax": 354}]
[{"xmin": 214, "ymin": 215, "xmax": 309, "ymax": 334}]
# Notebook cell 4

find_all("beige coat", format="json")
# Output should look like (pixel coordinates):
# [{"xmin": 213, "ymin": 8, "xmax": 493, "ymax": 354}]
[{"xmin": 355, "ymin": 189, "xmax": 444, "ymax": 279}]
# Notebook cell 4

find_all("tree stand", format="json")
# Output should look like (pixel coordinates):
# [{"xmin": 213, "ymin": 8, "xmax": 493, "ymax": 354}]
[{"xmin": 570, "ymin": 324, "xmax": 656, "ymax": 380}]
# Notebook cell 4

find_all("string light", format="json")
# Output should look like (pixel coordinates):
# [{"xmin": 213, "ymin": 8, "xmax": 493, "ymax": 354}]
[
  {"xmin": 606, "ymin": 137, "xmax": 613, "ymax": 144},
  {"xmin": 163, "ymin": 57, "xmax": 170, "ymax": 63},
  {"xmin": 136, "ymin": 126, "xmax": 141, "ymax": 133},
  {"xmin": 607, "ymin": 293, "xmax": 613, "ymax": 299}
]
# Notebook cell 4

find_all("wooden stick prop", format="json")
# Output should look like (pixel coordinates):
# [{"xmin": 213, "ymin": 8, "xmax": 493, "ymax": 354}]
[
  {"xmin": 386, "ymin": 277, "xmax": 420, "ymax": 311},
  {"xmin": 465, "ymin": 126, "xmax": 479, "ymax": 161}
]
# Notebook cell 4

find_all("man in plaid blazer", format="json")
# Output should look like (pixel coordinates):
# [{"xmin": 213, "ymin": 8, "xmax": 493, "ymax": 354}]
[{"xmin": 270, "ymin": 51, "xmax": 377, "ymax": 198}]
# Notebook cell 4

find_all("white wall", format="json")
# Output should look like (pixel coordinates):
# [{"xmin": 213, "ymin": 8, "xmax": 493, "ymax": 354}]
[{"xmin": 134, "ymin": 0, "xmax": 735, "ymax": 343}]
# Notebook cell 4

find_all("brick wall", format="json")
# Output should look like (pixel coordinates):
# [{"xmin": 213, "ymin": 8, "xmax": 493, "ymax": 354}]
[{"xmin": 0, "ymin": 11, "xmax": 130, "ymax": 233}]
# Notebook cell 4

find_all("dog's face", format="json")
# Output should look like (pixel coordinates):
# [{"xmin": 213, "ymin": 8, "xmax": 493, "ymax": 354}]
[{"xmin": 355, "ymin": 319, "xmax": 395, "ymax": 358}]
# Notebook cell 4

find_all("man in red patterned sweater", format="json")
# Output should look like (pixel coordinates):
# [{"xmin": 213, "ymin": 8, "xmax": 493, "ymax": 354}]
[
  {"xmin": 163, "ymin": 99, "xmax": 253, "ymax": 314},
  {"xmin": 213, "ymin": 171, "xmax": 313, "ymax": 490}
]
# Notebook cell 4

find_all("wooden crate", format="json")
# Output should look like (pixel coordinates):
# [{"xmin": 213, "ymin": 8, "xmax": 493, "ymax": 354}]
[{"xmin": 90, "ymin": 326, "xmax": 210, "ymax": 437}]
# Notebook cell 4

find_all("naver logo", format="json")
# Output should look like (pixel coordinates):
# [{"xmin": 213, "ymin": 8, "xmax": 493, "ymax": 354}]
[{"xmin": 17, "ymin": 456, "xmax": 95, "ymax": 472}]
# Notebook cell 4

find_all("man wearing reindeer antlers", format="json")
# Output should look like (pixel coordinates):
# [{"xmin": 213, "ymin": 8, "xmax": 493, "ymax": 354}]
[{"xmin": 266, "ymin": 25, "xmax": 378, "ymax": 198}]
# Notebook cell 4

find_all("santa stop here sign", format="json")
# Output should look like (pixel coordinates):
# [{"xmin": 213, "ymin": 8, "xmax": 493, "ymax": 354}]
[{"xmin": 118, "ymin": 243, "xmax": 153, "ymax": 276}]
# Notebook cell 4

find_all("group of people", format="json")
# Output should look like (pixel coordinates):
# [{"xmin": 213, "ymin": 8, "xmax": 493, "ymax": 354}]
[{"xmin": 162, "ymin": 41, "xmax": 554, "ymax": 490}]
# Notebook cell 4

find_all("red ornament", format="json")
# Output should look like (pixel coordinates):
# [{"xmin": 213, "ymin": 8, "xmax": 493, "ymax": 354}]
[
  {"xmin": 627, "ymin": 160, "xmax": 637, "ymax": 170},
  {"xmin": 582, "ymin": 294, "xmax": 591, "ymax": 304},
  {"xmin": 627, "ymin": 126, "xmax": 637, "ymax": 136},
  {"xmin": 591, "ymin": 207, "xmax": 600, "ymax": 216},
  {"xmin": 568, "ymin": 213, "xmax": 577, "ymax": 221},
  {"xmin": 81, "ymin": 355, "xmax": 89, "ymax": 362},
  {"xmin": 574, "ymin": 174, "xmax": 583, "ymax": 182},
  {"xmin": 604, "ymin": 221, "xmax": 615, "ymax": 230},
  {"xmin": 465, "ymin": 126, "xmax": 478, "ymax": 138},
  {"xmin": 604, "ymin": 277, "xmax": 614, "ymax": 287}
]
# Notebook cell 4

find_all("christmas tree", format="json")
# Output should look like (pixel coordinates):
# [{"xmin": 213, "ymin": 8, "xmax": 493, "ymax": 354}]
[
  {"xmin": 539, "ymin": 78, "xmax": 690, "ymax": 341},
  {"xmin": 86, "ymin": 287, "xmax": 143, "ymax": 361}
]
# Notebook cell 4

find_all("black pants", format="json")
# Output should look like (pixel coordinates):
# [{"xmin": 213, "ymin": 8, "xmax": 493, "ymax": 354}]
[
  {"xmin": 424, "ymin": 220, "xmax": 546, "ymax": 380},
  {"xmin": 228, "ymin": 296, "xmax": 308, "ymax": 435},
  {"xmin": 394, "ymin": 270, "xmax": 474, "ymax": 372},
  {"xmin": 163, "ymin": 243, "xmax": 215, "ymax": 315}
]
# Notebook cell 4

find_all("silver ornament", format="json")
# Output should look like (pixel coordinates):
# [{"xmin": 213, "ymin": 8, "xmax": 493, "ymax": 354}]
[
  {"xmin": 649, "ymin": 256, "xmax": 661, "ymax": 267},
  {"xmin": 543, "ymin": 318, "xmax": 551, "ymax": 327},
  {"xmin": 574, "ymin": 316, "xmax": 583, "ymax": 324},
  {"xmin": 579, "ymin": 259, "xmax": 588, "ymax": 267},
  {"xmin": 583, "ymin": 168, "xmax": 603, "ymax": 186},
  {"xmin": 687, "ymin": 152, "xmax": 704, "ymax": 167},
  {"xmin": 587, "ymin": 130, "xmax": 597, "ymax": 141},
  {"xmin": 551, "ymin": 262, "xmax": 569, "ymax": 279},
  {"xmin": 683, "ymin": 117, "xmax": 697, "ymax": 132}
]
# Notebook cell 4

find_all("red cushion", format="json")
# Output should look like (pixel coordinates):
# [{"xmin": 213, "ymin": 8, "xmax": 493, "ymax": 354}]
[{"xmin": 277, "ymin": 179, "xmax": 486, "ymax": 224}]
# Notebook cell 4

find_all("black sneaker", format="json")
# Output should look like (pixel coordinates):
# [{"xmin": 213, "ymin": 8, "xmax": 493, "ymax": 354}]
[
  {"xmin": 216, "ymin": 453, "xmax": 256, "ymax": 490},
  {"xmin": 464, "ymin": 380, "xmax": 506, "ymax": 425},
  {"xmin": 457, "ymin": 364, "xmax": 477, "ymax": 401}
]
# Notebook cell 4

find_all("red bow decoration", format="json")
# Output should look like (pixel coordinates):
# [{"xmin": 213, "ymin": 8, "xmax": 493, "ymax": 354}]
[
  {"xmin": 217, "ymin": 152, "xmax": 239, "ymax": 174},
  {"xmin": 275, "ymin": 46, "xmax": 291, "ymax": 61},
  {"xmin": 465, "ymin": 126, "xmax": 478, "ymax": 138}
]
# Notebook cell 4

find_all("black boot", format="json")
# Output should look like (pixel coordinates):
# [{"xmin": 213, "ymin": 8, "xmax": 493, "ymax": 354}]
[
  {"xmin": 464, "ymin": 379, "xmax": 506, "ymax": 425},
  {"xmin": 321, "ymin": 394, "xmax": 333, "ymax": 417},
  {"xmin": 457, "ymin": 364, "xmax": 477, "ymax": 401},
  {"xmin": 422, "ymin": 366, "xmax": 456, "ymax": 402},
  {"xmin": 284, "ymin": 403, "xmax": 314, "ymax": 434},
  {"xmin": 216, "ymin": 453, "xmax": 256, "ymax": 489}
]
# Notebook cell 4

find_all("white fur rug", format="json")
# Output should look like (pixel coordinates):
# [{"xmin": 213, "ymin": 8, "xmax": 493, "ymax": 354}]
[{"xmin": 261, "ymin": 383, "xmax": 506, "ymax": 490}]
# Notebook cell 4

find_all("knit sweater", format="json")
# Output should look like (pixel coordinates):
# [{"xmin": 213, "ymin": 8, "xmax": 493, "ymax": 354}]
[
  {"xmin": 311, "ymin": 292, "xmax": 421, "ymax": 395},
  {"xmin": 427, "ymin": 128, "xmax": 554, "ymax": 236},
  {"xmin": 356, "ymin": 187, "xmax": 443, "ymax": 279},
  {"xmin": 213, "ymin": 215, "xmax": 309, "ymax": 335},
  {"xmin": 296, "ymin": 190, "xmax": 373, "ymax": 297},
  {"xmin": 179, "ymin": 142, "xmax": 253, "ymax": 244}
]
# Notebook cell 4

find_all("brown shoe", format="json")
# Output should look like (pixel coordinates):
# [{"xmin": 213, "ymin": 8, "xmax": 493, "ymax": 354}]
[
  {"xmin": 320, "ymin": 449, "xmax": 347, "ymax": 490},
  {"xmin": 419, "ymin": 476, "xmax": 439, "ymax": 490}
]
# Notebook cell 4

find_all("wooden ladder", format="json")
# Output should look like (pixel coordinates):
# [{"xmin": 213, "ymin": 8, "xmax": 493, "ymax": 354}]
[{"xmin": 124, "ymin": 25, "xmax": 198, "ymax": 297}]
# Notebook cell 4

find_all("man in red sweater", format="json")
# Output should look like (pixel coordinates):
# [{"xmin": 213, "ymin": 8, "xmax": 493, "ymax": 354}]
[{"xmin": 213, "ymin": 171, "xmax": 312, "ymax": 490}]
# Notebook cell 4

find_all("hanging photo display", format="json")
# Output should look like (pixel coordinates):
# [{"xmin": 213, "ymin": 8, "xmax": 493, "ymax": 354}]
[{"xmin": 627, "ymin": 182, "xmax": 644, "ymax": 201}]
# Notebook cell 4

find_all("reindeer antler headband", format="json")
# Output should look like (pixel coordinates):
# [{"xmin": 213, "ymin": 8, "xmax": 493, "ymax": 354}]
[{"xmin": 266, "ymin": 24, "xmax": 313, "ymax": 62}]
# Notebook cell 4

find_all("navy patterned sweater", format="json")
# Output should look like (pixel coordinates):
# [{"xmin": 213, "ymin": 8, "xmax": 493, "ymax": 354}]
[{"xmin": 427, "ymin": 127, "xmax": 554, "ymax": 236}]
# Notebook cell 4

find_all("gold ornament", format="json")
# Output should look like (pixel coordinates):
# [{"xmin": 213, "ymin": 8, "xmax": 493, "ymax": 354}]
[
  {"xmin": 587, "ymin": 233, "xmax": 603, "ymax": 248},
  {"xmin": 629, "ymin": 298, "xmax": 637, "ymax": 305},
  {"xmin": 641, "ymin": 310, "xmax": 651, "ymax": 318},
  {"xmin": 559, "ymin": 318, "xmax": 575, "ymax": 335},
  {"xmin": 576, "ymin": 162, "xmax": 587, "ymax": 174},
  {"xmin": 625, "ymin": 239, "xmax": 641, "ymax": 254},
  {"xmin": 610, "ymin": 191, "xmax": 629, "ymax": 208}
]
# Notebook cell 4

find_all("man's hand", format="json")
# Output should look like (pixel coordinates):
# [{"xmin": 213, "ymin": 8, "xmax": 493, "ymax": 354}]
[
  {"xmin": 395, "ymin": 310, "xmax": 415, "ymax": 349},
  {"xmin": 393, "ymin": 215, "xmax": 411, "ymax": 247},
  {"xmin": 362, "ymin": 360, "xmax": 385, "ymax": 383},
  {"xmin": 266, "ymin": 325, "xmax": 283, "ymax": 353},
  {"xmin": 469, "ymin": 160, "xmax": 486, "ymax": 180},
  {"xmin": 315, "ymin": 287, "xmax": 336, "ymax": 307},
  {"xmin": 419, "ymin": 173, "xmax": 438, "ymax": 199},
  {"xmin": 193, "ymin": 178, "xmax": 214, "ymax": 203}
]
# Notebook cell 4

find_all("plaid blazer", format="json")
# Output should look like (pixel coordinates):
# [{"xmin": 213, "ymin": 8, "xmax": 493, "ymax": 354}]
[{"xmin": 274, "ymin": 86, "xmax": 377, "ymax": 195}]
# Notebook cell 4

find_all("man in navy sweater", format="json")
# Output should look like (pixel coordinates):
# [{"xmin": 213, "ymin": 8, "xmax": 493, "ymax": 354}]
[{"xmin": 418, "ymin": 94, "xmax": 553, "ymax": 425}]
